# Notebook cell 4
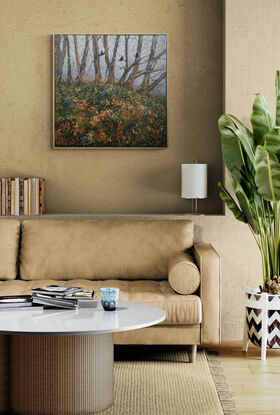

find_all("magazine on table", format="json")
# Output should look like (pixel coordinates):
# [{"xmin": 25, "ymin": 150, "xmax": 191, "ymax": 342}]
[
  {"xmin": 32, "ymin": 285, "xmax": 94, "ymax": 298},
  {"xmin": 32, "ymin": 296, "xmax": 79, "ymax": 310},
  {"xmin": 0, "ymin": 295, "xmax": 43, "ymax": 310},
  {"xmin": 31, "ymin": 285, "xmax": 95, "ymax": 309}
]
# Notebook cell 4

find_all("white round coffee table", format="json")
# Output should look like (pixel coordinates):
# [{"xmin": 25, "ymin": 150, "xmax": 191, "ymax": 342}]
[{"xmin": 0, "ymin": 301, "xmax": 165, "ymax": 415}]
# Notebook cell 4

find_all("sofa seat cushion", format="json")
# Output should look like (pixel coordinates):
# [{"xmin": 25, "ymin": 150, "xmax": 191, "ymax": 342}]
[{"xmin": 0, "ymin": 279, "xmax": 202, "ymax": 325}]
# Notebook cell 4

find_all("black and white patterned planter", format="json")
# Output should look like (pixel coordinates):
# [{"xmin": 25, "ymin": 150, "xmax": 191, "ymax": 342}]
[{"xmin": 243, "ymin": 287, "xmax": 280, "ymax": 360}]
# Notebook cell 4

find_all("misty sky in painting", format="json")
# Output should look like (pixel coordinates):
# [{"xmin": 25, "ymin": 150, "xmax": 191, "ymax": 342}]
[{"xmin": 59, "ymin": 35, "xmax": 167, "ymax": 95}]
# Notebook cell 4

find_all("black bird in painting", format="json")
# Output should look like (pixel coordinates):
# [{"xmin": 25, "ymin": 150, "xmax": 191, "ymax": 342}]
[
  {"xmin": 99, "ymin": 51, "xmax": 105, "ymax": 56},
  {"xmin": 135, "ymin": 52, "xmax": 139, "ymax": 58},
  {"xmin": 119, "ymin": 56, "xmax": 124, "ymax": 61}
]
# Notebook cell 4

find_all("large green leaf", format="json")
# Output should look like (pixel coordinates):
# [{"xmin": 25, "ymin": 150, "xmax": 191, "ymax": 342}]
[
  {"xmin": 218, "ymin": 115, "xmax": 251, "ymax": 181},
  {"xmin": 228, "ymin": 171, "xmax": 259, "ymax": 233},
  {"xmin": 243, "ymin": 175, "xmax": 274, "ymax": 226},
  {"xmin": 264, "ymin": 128, "xmax": 280, "ymax": 158},
  {"xmin": 255, "ymin": 145, "xmax": 280, "ymax": 201},
  {"xmin": 228, "ymin": 114, "xmax": 255, "ymax": 152},
  {"xmin": 276, "ymin": 70, "xmax": 280, "ymax": 126},
  {"xmin": 250, "ymin": 93, "xmax": 273, "ymax": 146},
  {"xmin": 218, "ymin": 182, "xmax": 246, "ymax": 223}
]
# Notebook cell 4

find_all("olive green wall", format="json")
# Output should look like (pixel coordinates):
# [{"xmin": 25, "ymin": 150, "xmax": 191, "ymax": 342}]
[{"xmin": 0, "ymin": 0, "xmax": 223, "ymax": 214}]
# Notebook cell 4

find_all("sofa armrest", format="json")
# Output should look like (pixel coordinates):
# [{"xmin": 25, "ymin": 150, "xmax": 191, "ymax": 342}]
[{"xmin": 194, "ymin": 242, "xmax": 220, "ymax": 344}]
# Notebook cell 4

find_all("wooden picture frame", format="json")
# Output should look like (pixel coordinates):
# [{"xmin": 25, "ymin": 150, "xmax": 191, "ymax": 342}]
[{"xmin": 53, "ymin": 34, "xmax": 167, "ymax": 149}]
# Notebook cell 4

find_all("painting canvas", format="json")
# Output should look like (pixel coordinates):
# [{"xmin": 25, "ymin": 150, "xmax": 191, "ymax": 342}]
[{"xmin": 53, "ymin": 34, "xmax": 167, "ymax": 148}]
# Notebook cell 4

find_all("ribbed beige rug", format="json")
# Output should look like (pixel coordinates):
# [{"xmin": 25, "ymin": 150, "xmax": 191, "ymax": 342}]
[{"xmin": 99, "ymin": 348, "xmax": 239, "ymax": 415}]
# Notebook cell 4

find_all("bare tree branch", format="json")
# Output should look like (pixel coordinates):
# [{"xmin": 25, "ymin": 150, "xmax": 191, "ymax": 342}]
[
  {"xmin": 109, "ymin": 35, "xmax": 120, "ymax": 83},
  {"xmin": 146, "ymin": 72, "xmax": 166, "ymax": 93},
  {"xmin": 118, "ymin": 53, "xmax": 150, "ymax": 86},
  {"xmin": 55, "ymin": 35, "xmax": 67, "ymax": 83},
  {"xmin": 80, "ymin": 35, "xmax": 90, "ymax": 79},
  {"xmin": 151, "ymin": 48, "xmax": 167, "ymax": 64},
  {"xmin": 92, "ymin": 35, "xmax": 102, "ymax": 83},
  {"xmin": 133, "ymin": 67, "xmax": 163, "ymax": 83},
  {"xmin": 65, "ymin": 35, "xmax": 72, "ymax": 83},
  {"xmin": 103, "ymin": 35, "xmax": 120, "ymax": 83},
  {"xmin": 140, "ymin": 35, "xmax": 157, "ymax": 92},
  {"xmin": 54, "ymin": 35, "xmax": 62, "ymax": 82},
  {"xmin": 73, "ymin": 35, "xmax": 90, "ymax": 83},
  {"xmin": 103, "ymin": 35, "xmax": 110, "ymax": 78},
  {"xmin": 73, "ymin": 35, "xmax": 81, "ymax": 81},
  {"xmin": 124, "ymin": 35, "xmax": 143, "ymax": 88},
  {"xmin": 125, "ymin": 35, "xmax": 129, "ymax": 70}
]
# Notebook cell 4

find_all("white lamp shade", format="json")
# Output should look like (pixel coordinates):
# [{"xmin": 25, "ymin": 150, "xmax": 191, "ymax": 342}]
[{"xmin": 181, "ymin": 164, "xmax": 207, "ymax": 199}]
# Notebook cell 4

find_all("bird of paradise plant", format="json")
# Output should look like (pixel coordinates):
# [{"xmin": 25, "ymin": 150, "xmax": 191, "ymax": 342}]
[{"xmin": 218, "ymin": 70, "xmax": 280, "ymax": 294}]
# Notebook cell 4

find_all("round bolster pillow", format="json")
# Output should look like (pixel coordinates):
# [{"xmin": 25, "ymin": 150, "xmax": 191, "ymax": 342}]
[{"xmin": 168, "ymin": 253, "xmax": 200, "ymax": 295}]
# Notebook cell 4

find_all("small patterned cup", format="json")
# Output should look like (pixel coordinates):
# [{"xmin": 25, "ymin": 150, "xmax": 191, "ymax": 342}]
[{"xmin": 100, "ymin": 287, "xmax": 119, "ymax": 311}]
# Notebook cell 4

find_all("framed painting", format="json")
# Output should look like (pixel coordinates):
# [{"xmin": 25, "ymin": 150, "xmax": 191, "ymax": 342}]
[{"xmin": 53, "ymin": 34, "xmax": 167, "ymax": 149}]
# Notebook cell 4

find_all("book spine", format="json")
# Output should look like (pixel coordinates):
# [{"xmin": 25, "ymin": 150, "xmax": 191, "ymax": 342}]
[
  {"xmin": 15, "ymin": 178, "xmax": 19, "ymax": 216},
  {"xmin": 19, "ymin": 179, "xmax": 24, "ymax": 215},
  {"xmin": 35, "ymin": 178, "xmax": 39, "ymax": 216},
  {"xmin": 7, "ymin": 178, "xmax": 12, "ymax": 215},
  {"xmin": 5, "ymin": 178, "xmax": 8, "ymax": 215},
  {"xmin": 10, "ymin": 179, "xmax": 15, "ymax": 216},
  {"xmin": 0, "ymin": 179, "xmax": 1, "ymax": 216},
  {"xmin": 28, "ymin": 178, "xmax": 31, "ymax": 216},
  {"xmin": 39, "ymin": 178, "xmax": 45, "ymax": 215},
  {"xmin": 30, "ymin": 178, "xmax": 36, "ymax": 216},
  {"xmin": 1, "ymin": 178, "xmax": 5, "ymax": 216},
  {"xmin": 23, "ymin": 179, "xmax": 29, "ymax": 216}
]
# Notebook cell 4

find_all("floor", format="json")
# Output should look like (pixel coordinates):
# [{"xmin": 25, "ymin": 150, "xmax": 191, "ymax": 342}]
[{"xmin": 204, "ymin": 341, "xmax": 280, "ymax": 415}]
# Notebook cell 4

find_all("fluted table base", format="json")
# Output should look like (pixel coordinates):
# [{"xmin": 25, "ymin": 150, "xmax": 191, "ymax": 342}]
[{"xmin": 0, "ymin": 333, "xmax": 114, "ymax": 415}]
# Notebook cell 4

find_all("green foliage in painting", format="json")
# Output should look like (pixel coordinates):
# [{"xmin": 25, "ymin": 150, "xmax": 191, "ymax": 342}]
[{"xmin": 55, "ymin": 82, "xmax": 166, "ymax": 147}]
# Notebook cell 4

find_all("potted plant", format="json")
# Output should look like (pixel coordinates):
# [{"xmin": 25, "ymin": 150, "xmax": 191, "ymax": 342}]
[{"xmin": 218, "ymin": 70, "xmax": 280, "ymax": 360}]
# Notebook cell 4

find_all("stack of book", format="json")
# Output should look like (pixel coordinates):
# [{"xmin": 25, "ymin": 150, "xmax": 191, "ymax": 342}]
[
  {"xmin": 32, "ymin": 285, "xmax": 95, "ymax": 310},
  {"xmin": 0, "ymin": 295, "xmax": 43, "ymax": 310},
  {"xmin": 0, "ymin": 177, "xmax": 45, "ymax": 216}
]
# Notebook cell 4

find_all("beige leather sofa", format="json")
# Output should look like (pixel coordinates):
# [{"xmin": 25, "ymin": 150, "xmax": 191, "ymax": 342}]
[{"xmin": 0, "ymin": 219, "xmax": 220, "ymax": 362}]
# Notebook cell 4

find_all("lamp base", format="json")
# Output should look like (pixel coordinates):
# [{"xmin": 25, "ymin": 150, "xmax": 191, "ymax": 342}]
[{"xmin": 181, "ymin": 199, "xmax": 205, "ymax": 215}]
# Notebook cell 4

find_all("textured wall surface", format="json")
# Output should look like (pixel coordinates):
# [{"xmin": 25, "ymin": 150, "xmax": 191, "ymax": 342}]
[
  {"xmin": 1, "ymin": 0, "xmax": 276, "ymax": 340},
  {"xmin": 219, "ymin": 0, "xmax": 280, "ymax": 340},
  {"xmin": 0, "ymin": 0, "xmax": 223, "ymax": 214}
]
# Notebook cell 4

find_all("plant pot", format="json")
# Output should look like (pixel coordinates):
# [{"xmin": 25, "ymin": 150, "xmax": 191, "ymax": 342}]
[{"xmin": 243, "ymin": 287, "xmax": 280, "ymax": 360}]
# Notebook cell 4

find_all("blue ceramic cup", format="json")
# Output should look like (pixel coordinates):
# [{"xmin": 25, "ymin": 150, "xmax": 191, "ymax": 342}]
[{"xmin": 100, "ymin": 287, "xmax": 119, "ymax": 311}]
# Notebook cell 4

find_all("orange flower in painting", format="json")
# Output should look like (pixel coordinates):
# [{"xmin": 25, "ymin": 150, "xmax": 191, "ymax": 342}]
[
  {"xmin": 60, "ymin": 123, "xmax": 70, "ymax": 131},
  {"xmin": 90, "ymin": 116, "xmax": 100, "ymax": 127},
  {"xmin": 99, "ymin": 110, "xmax": 112, "ymax": 120},
  {"xmin": 74, "ymin": 122, "xmax": 84, "ymax": 136},
  {"xmin": 97, "ymin": 131, "xmax": 106, "ymax": 142},
  {"xmin": 76, "ymin": 100, "xmax": 88, "ymax": 111}
]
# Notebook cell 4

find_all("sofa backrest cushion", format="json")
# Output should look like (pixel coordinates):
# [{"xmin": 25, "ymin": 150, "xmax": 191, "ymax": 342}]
[
  {"xmin": 20, "ymin": 220, "xmax": 194, "ymax": 281},
  {"xmin": 0, "ymin": 219, "xmax": 20, "ymax": 280}
]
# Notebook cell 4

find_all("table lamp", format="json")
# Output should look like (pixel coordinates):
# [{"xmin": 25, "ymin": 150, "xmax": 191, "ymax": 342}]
[{"xmin": 181, "ymin": 163, "xmax": 207, "ymax": 214}]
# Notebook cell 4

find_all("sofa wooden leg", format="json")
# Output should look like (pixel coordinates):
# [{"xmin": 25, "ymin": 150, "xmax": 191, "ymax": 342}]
[{"xmin": 189, "ymin": 345, "xmax": 197, "ymax": 363}]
